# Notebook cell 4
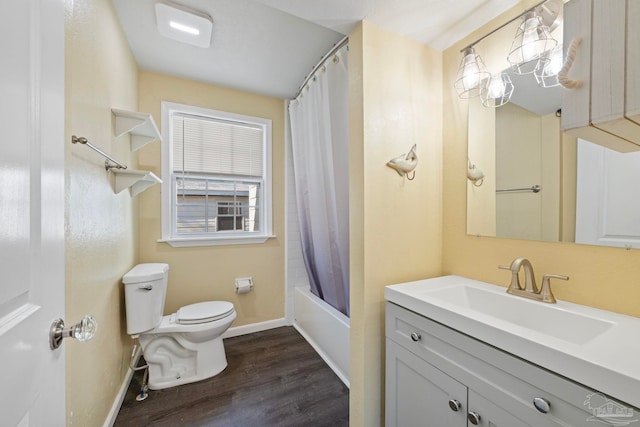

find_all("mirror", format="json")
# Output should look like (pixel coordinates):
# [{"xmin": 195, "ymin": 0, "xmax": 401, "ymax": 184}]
[{"xmin": 467, "ymin": 51, "xmax": 640, "ymax": 249}]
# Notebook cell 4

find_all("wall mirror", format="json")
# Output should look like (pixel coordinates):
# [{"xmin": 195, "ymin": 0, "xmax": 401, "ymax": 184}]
[{"xmin": 465, "ymin": 2, "xmax": 640, "ymax": 249}]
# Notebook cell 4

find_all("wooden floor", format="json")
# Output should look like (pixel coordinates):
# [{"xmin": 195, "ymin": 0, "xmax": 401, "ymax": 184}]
[{"xmin": 114, "ymin": 327, "xmax": 349, "ymax": 427}]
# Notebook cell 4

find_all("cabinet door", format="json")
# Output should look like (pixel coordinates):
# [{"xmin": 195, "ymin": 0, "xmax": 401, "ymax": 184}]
[{"xmin": 386, "ymin": 339, "xmax": 467, "ymax": 427}]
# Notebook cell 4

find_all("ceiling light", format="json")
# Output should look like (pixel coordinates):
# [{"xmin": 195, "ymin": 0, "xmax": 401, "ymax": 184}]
[
  {"xmin": 454, "ymin": 47, "xmax": 490, "ymax": 99},
  {"xmin": 507, "ymin": 11, "xmax": 557, "ymax": 75},
  {"xmin": 169, "ymin": 21, "xmax": 200, "ymax": 35},
  {"xmin": 155, "ymin": 2, "xmax": 212, "ymax": 48},
  {"xmin": 534, "ymin": 44, "xmax": 563, "ymax": 87},
  {"xmin": 453, "ymin": 0, "xmax": 563, "ymax": 108},
  {"xmin": 480, "ymin": 73, "xmax": 514, "ymax": 108}
]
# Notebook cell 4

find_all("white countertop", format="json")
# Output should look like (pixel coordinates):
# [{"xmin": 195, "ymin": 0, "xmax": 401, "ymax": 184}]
[{"xmin": 385, "ymin": 275, "xmax": 640, "ymax": 409}]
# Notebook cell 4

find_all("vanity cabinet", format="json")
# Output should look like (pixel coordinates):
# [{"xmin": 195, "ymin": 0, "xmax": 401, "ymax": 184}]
[
  {"xmin": 561, "ymin": 0, "xmax": 640, "ymax": 152},
  {"xmin": 385, "ymin": 302, "xmax": 619, "ymax": 427}
]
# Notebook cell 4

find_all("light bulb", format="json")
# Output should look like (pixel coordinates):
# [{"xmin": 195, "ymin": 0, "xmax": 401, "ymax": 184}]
[
  {"xmin": 508, "ymin": 12, "xmax": 557, "ymax": 75},
  {"xmin": 487, "ymin": 77, "xmax": 506, "ymax": 99},
  {"xmin": 480, "ymin": 73, "xmax": 513, "ymax": 108},
  {"xmin": 544, "ymin": 46, "xmax": 563, "ymax": 76},
  {"xmin": 455, "ymin": 47, "xmax": 489, "ymax": 98},
  {"xmin": 462, "ymin": 55, "xmax": 481, "ymax": 89},
  {"xmin": 521, "ymin": 22, "xmax": 539, "ymax": 62}
]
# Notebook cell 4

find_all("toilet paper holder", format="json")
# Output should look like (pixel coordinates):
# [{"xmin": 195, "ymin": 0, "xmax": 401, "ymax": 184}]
[{"xmin": 235, "ymin": 277, "xmax": 254, "ymax": 294}]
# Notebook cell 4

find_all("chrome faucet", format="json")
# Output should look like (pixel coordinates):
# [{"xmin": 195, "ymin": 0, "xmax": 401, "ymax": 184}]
[{"xmin": 498, "ymin": 258, "xmax": 569, "ymax": 303}]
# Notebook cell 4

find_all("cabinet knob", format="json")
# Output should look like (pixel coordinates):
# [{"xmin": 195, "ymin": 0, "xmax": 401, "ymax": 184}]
[
  {"xmin": 448, "ymin": 399, "xmax": 461, "ymax": 412},
  {"xmin": 410, "ymin": 332, "xmax": 421, "ymax": 342},
  {"xmin": 533, "ymin": 397, "xmax": 551, "ymax": 414},
  {"xmin": 467, "ymin": 411, "xmax": 481, "ymax": 425}
]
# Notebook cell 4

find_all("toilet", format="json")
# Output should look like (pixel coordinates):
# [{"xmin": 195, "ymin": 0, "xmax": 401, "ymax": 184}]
[{"xmin": 123, "ymin": 263, "xmax": 236, "ymax": 390}]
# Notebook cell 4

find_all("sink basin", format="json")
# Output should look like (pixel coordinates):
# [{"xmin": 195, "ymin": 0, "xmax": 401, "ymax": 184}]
[
  {"xmin": 384, "ymin": 275, "xmax": 640, "ymax": 408},
  {"xmin": 424, "ymin": 284, "xmax": 614, "ymax": 345}
]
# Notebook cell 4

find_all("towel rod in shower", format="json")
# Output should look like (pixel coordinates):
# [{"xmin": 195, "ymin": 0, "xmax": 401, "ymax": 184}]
[
  {"xmin": 71, "ymin": 135, "xmax": 127, "ymax": 171},
  {"xmin": 496, "ymin": 185, "xmax": 541, "ymax": 194}
]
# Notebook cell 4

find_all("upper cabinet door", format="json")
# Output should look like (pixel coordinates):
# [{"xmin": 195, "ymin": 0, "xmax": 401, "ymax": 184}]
[
  {"xmin": 626, "ymin": 0, "xmax": 640, "ymax": 125},
  {"xmin": 561, "ymin": 0, "xmax": 640, "ymax": 152}
]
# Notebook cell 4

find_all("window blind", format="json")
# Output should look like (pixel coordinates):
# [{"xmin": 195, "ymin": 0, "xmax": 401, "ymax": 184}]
[{"xmin": 172, "ymin": 114, "xmax": 264, "ymax": 177}]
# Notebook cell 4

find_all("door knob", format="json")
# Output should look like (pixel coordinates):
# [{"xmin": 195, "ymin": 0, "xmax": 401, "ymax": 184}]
[
  {"xmin": 49, "ymin": 315, "xmax": 97, "ymax": 350},
  {"xmin": 448, "ymin": 399, "xmax": 461, "ymax": 411}
]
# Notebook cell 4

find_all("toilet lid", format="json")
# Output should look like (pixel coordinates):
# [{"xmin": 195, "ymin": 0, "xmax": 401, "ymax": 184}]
[{"xmin": 176, "ymin": 301, "xmax": 234, "ymax": 325}]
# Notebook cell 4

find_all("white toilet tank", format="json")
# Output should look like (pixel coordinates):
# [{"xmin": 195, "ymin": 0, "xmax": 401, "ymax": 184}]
[{"xmin": 123, "ymin": 263, "xmax": 170, "ymax": 335}]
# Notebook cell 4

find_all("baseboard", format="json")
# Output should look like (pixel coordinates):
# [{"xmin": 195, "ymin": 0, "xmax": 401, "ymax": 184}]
[
  {"xmin": 293, "ymin": 321, "xmax": 350, "ymax": 388},
  {"xmin": 222, "ymin": 317, "xmax": 290, "ymax": 339},
  {"xmin": 103, "ymin": 347, "xmax": 141, "ymax": 427}
]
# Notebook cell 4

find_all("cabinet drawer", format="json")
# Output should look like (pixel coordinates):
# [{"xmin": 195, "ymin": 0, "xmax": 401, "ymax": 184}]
[{"xmin": 386, "ymin": 302, "xmax": 636, "ymax": 426}]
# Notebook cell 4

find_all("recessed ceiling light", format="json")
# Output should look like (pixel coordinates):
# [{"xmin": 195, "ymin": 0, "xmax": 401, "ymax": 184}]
[{"xmin": 155, "ymin": 2, "xmax": 212, "ymax": 48}]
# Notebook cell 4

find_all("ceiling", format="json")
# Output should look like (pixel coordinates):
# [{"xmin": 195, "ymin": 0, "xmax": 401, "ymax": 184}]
[{"xmin": 112, "ymin": 0, "xmax": 524, "ymax": 99}]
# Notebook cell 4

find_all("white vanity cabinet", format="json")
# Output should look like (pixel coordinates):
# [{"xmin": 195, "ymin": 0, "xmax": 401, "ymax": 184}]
[
  {"xmin": 561, "ymin": 0, "xmax": 640, "ymax": 152},
  {"xmin": 385, "ymin": 302, "xmax": 615, "ymax": 427}
]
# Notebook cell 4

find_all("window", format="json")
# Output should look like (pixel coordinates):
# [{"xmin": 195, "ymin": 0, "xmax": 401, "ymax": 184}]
[{"xmin": 160, "ymin": 102, "xmax": 273, "ymax": 247}]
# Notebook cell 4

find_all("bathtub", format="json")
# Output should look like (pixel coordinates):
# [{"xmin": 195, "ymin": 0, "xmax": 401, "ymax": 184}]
[{"xmin": 293, "ymin": 287, "xmax": 350, "ymax": 387}]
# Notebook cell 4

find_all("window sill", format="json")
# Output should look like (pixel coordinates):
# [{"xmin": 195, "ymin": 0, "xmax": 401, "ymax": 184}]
[{"xmin": 158, "ymin": 234, "xmax": 276, "ymax": 248}]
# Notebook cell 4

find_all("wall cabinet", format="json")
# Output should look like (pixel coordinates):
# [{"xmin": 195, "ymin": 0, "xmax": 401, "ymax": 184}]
[
  {"xmin": 385, "ymin": 302, "xmax": 634, "ymax": 426},
  {"xmin": 561, "ymin": 0, "xmax": 640, "ymax": 152}
]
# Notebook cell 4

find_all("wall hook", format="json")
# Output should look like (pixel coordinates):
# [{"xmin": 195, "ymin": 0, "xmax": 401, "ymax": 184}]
[{"xmin": 387, "ymin": 144, "xmax": 418, "ymax": 179}]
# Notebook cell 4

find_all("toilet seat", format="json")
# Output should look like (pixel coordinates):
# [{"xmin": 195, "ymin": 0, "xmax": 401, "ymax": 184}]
[{"xmin": 177, "ymin": 301, "xmax": 235, "ymax": 325}]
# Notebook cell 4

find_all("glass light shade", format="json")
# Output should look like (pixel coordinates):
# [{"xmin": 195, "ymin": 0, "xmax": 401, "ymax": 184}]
[
  {"xmin": 454, "ymin": 47, "xmax": 490, "ymax": 98},
  {"xmin": 480, "ymin": 73, "xmax": 514, "ymax": 108},
  {"xmin": 507, "ymin": 12, "xmax": 557, "ymax": 75},
  {"xmin": 534, "ymin": 44, "xmax": 563, "ymax": 87}
]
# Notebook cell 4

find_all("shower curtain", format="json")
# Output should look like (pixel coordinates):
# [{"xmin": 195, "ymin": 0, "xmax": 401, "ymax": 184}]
[{"xmin": 288, "ymin": 44, "xmax": 350, "ymax": 316}]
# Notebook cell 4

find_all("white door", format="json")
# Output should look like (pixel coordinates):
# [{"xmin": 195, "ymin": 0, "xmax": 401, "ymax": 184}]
[
  {"xmin": 0, "ymin": 0, "xmax": 65, "ymax": 425},
  {"xmin": 575, "ymin": 138, "xmax": 640, "ymax": 248}
]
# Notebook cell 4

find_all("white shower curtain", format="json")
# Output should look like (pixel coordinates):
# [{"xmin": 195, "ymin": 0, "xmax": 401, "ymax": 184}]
[{"xmin": 288, "ymin": 45, "xmax": 350, "ymax": 316}]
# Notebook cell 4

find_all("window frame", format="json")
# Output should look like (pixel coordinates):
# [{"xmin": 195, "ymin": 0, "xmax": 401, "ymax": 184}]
[{"xmin": 160, "ymin": 101, "xmax": 273, "ymax": 247}]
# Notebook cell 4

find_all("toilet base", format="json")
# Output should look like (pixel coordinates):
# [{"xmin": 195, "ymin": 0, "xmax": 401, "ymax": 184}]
[{"xmin": 140, "ymin": 334, "xmax": 229, "ymax": 390}]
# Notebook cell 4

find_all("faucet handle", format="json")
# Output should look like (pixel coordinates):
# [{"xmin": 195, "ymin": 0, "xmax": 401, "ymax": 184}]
[
  {"xmin": 498, "ymin": 265, "xmax": 511, "ymax": 271},
  {"xmin": 540, "ymin": 274, "xmax": 569, "ymax": 303}
]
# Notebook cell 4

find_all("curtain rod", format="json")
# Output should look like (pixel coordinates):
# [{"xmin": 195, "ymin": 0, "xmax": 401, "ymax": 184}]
[
  {"xmin": 460, "ymin": 0, "xmax": 548, "ymax": 52},
  {"xmin": 293, "ymin": 35, "xmax": 349, "ymax": 100}
]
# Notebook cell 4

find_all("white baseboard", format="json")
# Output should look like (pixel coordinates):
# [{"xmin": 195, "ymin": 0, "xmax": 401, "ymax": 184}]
[
  {"xmin": 103, "ymin": 347, "xmax": 141, "ymax": 427},
  {"xmin": 293, "ymin": 321, "xmax": 350, "ymax": 388},
  {"xmin": 222, "ymin": 317, "xmax": 290, "ymax": 339}
]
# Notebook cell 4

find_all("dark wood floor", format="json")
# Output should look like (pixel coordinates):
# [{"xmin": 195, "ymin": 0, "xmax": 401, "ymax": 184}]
[{"xmin": 114, "ymin": 326, "xmax": 349, "ymax": 427}]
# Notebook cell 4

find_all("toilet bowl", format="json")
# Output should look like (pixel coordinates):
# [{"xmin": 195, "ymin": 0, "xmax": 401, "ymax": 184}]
[{"xmin": 123, "ymin": 263, "xmax": 236, "ymax": 390}]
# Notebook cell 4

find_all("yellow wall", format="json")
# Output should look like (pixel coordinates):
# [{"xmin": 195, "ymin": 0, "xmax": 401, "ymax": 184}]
[
  {"xmin": 64, "ymin": 0, "xmax": 139, "ymax": 424},
  {"xmin": 467, "ymin": 97, "xmax": 496, "ymax": 236},
  {"xmin": 442, "ymin": 0, "xmax": 640, "ymax": 318},
  {"xmin": 349, "ymin": 22, "xmax": 443, "ymax": 427},
  {"xmin": 137, "ymin": 71, "xmax": 286, "ymax": 326}
]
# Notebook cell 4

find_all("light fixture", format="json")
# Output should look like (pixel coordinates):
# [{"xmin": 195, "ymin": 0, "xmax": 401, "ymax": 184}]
[
  {"xmin": 454, "ymin": 0, "xmax": 563, "ymax": 108},
  {"xmin": 155, "ymin": 2, "xmax": 213, "ymax": 48},
  {"xmin": 507, "ymin": 11, "xmax": 557, "ymax": 75},
  {"xmin": 480, "ymin": 73, "xmax": 514, "ymax": 108},
  {"xmin": 534, "ymin": 44, "xmax": 563, "ymax": 87},
  {"xmin": 454, "ymin": 47, "xmax": 490, "ymax": 98}
]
